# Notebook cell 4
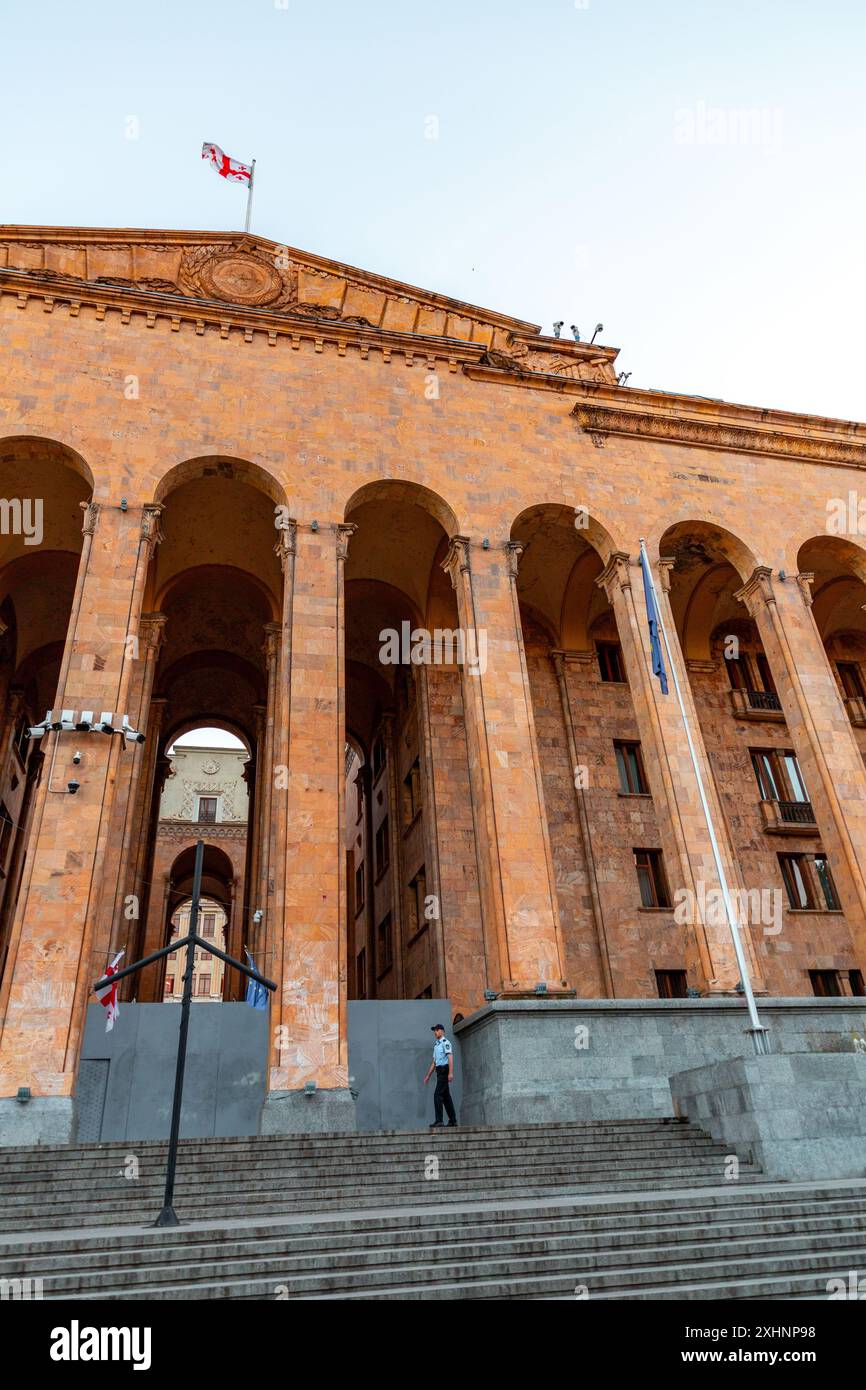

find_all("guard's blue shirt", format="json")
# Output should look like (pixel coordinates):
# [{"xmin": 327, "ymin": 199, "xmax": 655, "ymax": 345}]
[{"xmin": 432, "ymin": 1037, "xmax": 452, "ymax": 1067}]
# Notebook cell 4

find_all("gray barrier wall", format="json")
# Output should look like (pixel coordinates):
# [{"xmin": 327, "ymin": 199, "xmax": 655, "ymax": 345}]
[
  {"xmin": 455, "ymin": 997, "xmax": 866, "ymax": 1126},
  {"xmin": 348, "ymin": 999, "xmax": 461, "ymax": 1131},
  {"xmin": 75, "ymin": 1002, "xmax": 270, "ymax": 1142}
]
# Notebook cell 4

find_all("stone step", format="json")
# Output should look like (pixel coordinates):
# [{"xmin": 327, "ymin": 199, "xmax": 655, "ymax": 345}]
[
  {"xmin": 0, "ymin": 1146, "xmax": 742, "ymax": 1196},
  {"xmin": 27, "ymin": 1217, "xmax": 866, "ymax": 1296}
]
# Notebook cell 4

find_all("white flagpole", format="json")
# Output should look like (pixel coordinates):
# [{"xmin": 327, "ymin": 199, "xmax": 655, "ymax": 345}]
[
  {"xmin": 244, "ymin": 158, "xmax": 256, "ymax": 233},
  {"xmin": 639, "ymin": 538, "xmax": 769, "ymax": 1055}
]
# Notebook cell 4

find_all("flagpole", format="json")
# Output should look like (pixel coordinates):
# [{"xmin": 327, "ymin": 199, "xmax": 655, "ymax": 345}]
[
  {"xmin": 639, "ymin": 538, "xmax": 769, "ymax": 1055},
  {"xmin": 244, "ymin": 158, "xmax": 256, "ymax": 233}
]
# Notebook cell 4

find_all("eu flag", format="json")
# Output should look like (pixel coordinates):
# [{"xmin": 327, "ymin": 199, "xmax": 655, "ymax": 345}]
[
  {"xmin": 639, "ymin": 543, "xmax": 669, "ymax": 695},
  {"xmin": 244, "ymin": 948, "xmax": 268, "ymax": 1009}
]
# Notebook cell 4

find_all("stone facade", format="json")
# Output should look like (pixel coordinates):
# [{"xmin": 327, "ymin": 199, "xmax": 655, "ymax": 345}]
[{"xmin": 0, "ymin": 225, "xmax": 865, "ymax": 1132}]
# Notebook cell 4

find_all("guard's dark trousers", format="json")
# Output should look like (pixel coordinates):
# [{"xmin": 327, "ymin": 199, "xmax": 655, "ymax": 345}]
[{"xmin": 433, "ymin": 1065, "xmax": 457, "ymax": 1124}]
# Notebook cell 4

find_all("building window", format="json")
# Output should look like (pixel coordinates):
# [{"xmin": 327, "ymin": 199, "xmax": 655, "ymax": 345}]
[
  {"xmin": 779, "ymin": 853, "xmax": 840, "ymax": 911},
  {"xmin": 165, "ymin": 977, "xmax": 173, "ymax": 995},
  {"xmin": 809, "ymin": 969, "xmax": 842, "ymax": 998},
  {"xmin": 375, "ymin": 818, "xmax": 390, "ymax": 877},
  {"xmin": 750, "ymin": 749, "xmax": 810, "ymax": 805},
  {"xmin": 377, "ymin": 912, "xmax": 393, "ymax": 977},
  {"xmin": 356, "ymin": 948, "xmax": 367, "ymax": 1000},
  {"xmin": 725, "ymin": 652, "xmax": 751, "ymax": 690},
  {"xmin": 197, "ymin": 796, "xmax": 217, "ymax": 823},
  {"xmin": 406, "ymin": 866, "xmax": 427, "ymax": 938},
  {"xmin": 597, "ymin": 641, "xmax": 625, "ymax": 683},
  {"xmin": 202, "ymin": 914, "xmax": 215, "ymax": 938},
  {"xmin": 656, "ymin": 969, "xmax": 688, "ymax": 999},
  {"xmin": 615, "ymin": 741, "xmax": 649, "ymax": 795},
  {"xmin": 634, "ymin": 849, "xmax": 670, "ymax": 909},
  {"xmin": 837, "ymin": 661, "xmax": 865, "ymax": 700},
  {"xmin": 848, "ymin": 969, "xmax": 865, "ymax": 997},
  {"xmin": 0, "ymin": 803, "xmax": 13, "ymax": 875},
  {"xmin": 199, "ymin": 974, "xmax": 211, "ymax": 996},
  {"xmin": 372, "ymin": 738, "xmax": 386, "ymax": 780},
  {"xmin": 403, "ymin": 759, "xmax": 422, "ymax": 826},
  {"xmin": 355, "ymin": 862, "xmax": 365, "ymax": 914},
  {"xmin": 13, "ymin": 717, "xmax": 29, "ymax": 766}
]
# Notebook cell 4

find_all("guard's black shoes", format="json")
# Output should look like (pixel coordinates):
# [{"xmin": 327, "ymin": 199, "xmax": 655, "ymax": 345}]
[
  {"xmin": 429, "ymin": 1121, "xmax": 444, "ymax": 1128},
  {"xmin": 446, "ymin": 1122, "xmax": 459, "ymax": 1127}
]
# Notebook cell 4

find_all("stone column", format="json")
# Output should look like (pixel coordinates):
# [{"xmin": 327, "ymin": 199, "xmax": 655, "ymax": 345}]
[
  {"xmin": 256, "ymin": 621, "xmax": 280, "ymax": 964},
  {"xmin": 246, "ymin": 702, "xmax": 266, "ymax": 957},
  {"xmin": 0, "ymin": 501, "xmax": 160, "ymax": 1137},
  {"xmin": 103, "ymin": 611, "xmax": 167, "ymax": 958},
  {"xmin": 736, "ymin": 567, "xmax": 866, "ymax": 949},
  {"xmin": 380, "ymin": 710, "xmax": 406, "ymax": 997},
  {"xmin": 262, "ymin": 522, "xmax": 354, "ymax": 1133},
  {"xmin": 441, "ymin": 537, "xmax": 568, "ymax": 993},
  {"xmin": 551, "ymin": 649, "xmax": 614, "ymax": 997},
  {"xmin": 413, "ymin": 664, "xmax": 447, "ymax": 999},
  {"xmin": 597, "ymin": 551, "xmax": 765, "ymax": 995},
  {"xmin": 126, "ymin": 696, "xmax": 168, "ymax": 971}
]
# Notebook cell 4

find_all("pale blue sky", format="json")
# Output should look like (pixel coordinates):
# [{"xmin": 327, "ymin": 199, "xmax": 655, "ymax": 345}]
[{"xmin": 3, "ymin": 0, "xmax": 864, "ymax": 421}]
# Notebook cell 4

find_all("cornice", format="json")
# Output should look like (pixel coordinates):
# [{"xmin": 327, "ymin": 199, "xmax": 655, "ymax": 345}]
[
  {"xmin": 571, "ymin": 395, "xmax": 866, "ymax": 469},
  {"xmin": 0, "ymin": 266, "xmax": 487, "ymax": 366}
]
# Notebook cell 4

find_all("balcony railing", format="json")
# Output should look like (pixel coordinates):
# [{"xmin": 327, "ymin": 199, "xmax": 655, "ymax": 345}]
[
  {"xmin": 730, "ymin": 688, "xmax": 785, "ymax": 722},
  {"xmin": 759, "ymin": 798, "xmax": 818, "ymax": 835}
]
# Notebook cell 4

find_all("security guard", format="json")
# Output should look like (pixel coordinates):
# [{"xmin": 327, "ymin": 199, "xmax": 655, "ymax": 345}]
[{"xmin": 423, "ymin": 1023, "xmax": 458, "ymax": 1127}]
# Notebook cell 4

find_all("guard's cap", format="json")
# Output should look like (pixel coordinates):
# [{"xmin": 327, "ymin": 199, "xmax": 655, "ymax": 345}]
[{"xmin": 431, "ymin": 1023, "xmax": 445, "ymax": 1031}]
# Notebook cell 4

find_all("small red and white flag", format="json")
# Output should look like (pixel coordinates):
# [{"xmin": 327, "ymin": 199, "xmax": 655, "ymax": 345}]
[
  {"xmin": 201, "ymin": 142, "xmax": 253, "ymax": 186},
  {"xmin": 97, "ymin": 951, "xmax": 124, "ymax": 1033}
]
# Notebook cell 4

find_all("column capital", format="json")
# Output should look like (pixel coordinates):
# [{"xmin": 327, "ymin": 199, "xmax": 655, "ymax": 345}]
[
  {"xmin": 262, "ymin": 621, "xmax": 280, "ymax": 665},
  {"xmin": 141, "ymin": 503, "xmax": 164, "ymax": 553},
  {"xmin": 274, "ymin": 518, "xmax": 298, "ymax": 571},
  {"xmin": 734, "ymin": 565, "xmax": 776, "ymax": 614},
  {"xmin": 442, "ymin": 535, "xmax": 471, "ymax": 590},
  {"xmin": 504, "ymin": 539, "xmax": 526, "ymax": 579},
  {"xmin": 595, "ymin": 550, "xmax": 633, "ymax": 601},
  {"xmin": 550, "ymin": 649, "xmax": 593, "ymax": 677},
  {"xmin": 138, "ymin": 611, "xmax": 167, "ymax": 656},
  {"xmin": 795, "ymin": 571, "xmax": 815, "ymax": 608},
  {"xmin": 335, "ymin": 522, "xmax": 357, "ymax": 562},
  {"xmin": 657, "ymin": 555, "xmax": 677, "ymax": 595},
  {"xmin": 80, "ymin": 500, "xmax": 101, "ymax": 535},
  {"xmin": 147, "ymin": 696, "xmax": 168, "ymax": 730}
]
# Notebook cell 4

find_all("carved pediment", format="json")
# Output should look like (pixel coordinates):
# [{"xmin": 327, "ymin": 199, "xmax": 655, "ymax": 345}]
[{"xmin": 0, "ymin": 226, "xmax": 537, "ymax": 352}]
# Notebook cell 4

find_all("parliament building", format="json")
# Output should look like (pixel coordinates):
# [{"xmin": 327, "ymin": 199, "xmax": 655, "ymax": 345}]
[{"xmin": 1, "ymin": 224, "xmax": 865, "ymax": 1141}]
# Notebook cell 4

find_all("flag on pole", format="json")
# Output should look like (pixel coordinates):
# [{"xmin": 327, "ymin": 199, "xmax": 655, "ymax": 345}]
[
  {"xmin": 201, "ymin": 142, "xmax": 253, "ymax": 185},
  {"xmin": 97, "ymin": 951, "xmax": 124, "ymax": 1032},
  {"xmin": 639, "ymin": 541, "xmax": 669, "ymax": 695},
  {"xmin": 244, "ymin": 948, "xmax": 268, "ymax": 1010}
]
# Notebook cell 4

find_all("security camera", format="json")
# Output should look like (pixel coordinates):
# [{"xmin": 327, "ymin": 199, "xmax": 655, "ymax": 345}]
[
  {"xmin": 590, "ymin": 322, "xmax": 604, "ymax": 344},
  {"xmin": 72, "ymin": 750, "xmax": 82, "ymax": 765},
  {"xmin": 67, "ymin": 779, "xmax": 80, "ymax": 795},
  {"xmin": 570, "ymin": 325, "xmax": 580, "ymax": 341},
  {"xmin": 552, "ymin": 320, "xmax": 564, "ymax": 338},
  {"xmin": 252, "ymin": 909, "xmax": 263, "ymax": 924}
]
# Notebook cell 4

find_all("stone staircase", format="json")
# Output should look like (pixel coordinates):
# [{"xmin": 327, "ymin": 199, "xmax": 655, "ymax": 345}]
[{"xmin": 0, "ymin": 1119, "xmax": 863, "ymax": 1299}]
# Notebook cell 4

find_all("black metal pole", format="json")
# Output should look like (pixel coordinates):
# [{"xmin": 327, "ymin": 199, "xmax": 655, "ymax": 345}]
[{"xmin": 155, "ymin": 839, "xmax": 204, "ymax": 1228}]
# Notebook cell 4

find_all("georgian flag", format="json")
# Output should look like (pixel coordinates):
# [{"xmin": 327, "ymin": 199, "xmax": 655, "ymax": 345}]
[
  {"xmin": 201, "ymin": 142, "xmax": 253, "ymax": 185},
  {"xmin": 97, "ymin": 951, "xmax": 124, "ymax": 1032}
]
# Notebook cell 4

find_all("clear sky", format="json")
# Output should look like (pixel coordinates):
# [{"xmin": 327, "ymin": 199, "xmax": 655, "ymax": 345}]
[{"xmin": 3, "ymin": 0, "xmax": 864, "ymax": 422}]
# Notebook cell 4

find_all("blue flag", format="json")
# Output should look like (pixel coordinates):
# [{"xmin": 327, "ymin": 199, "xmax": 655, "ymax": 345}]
[
  {"xmin": 244, "ymin": 948, "xmax": 268, "ymax": 1009},
  {"xmin": 639, "ymin": 543, "xmax": 669, "ymax": 695}
]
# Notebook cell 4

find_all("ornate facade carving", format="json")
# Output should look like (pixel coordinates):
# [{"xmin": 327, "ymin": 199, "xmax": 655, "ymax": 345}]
[
  {"xmin": 178, "ymin": 243, "xmax": 298, "ymax": 310},
  {"xmin": 573, "ymin": 404, "xmax": 866, "ymax": 469}
]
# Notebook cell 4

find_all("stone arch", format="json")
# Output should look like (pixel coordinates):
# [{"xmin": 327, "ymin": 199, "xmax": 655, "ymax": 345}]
[
  {"xmin": 344, "ymin": 478, "xmax": 460, "ymax": 537},
  {"xmin": 153, "ymin": 454, "xmax": 287, "ymax": 509},
  {"xmin": 510, "ymin": 503, "xmax": 618, "ymax": 650}
]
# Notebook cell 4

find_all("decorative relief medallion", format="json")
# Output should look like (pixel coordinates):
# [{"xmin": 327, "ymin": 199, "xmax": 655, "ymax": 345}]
[
  {"xmin": 200, "ymin": 758, "xmax": 221, "ymax": 776},
  {"xmin": 178, "ymin": 244, "xmax": 298, "ymax": 309}
]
